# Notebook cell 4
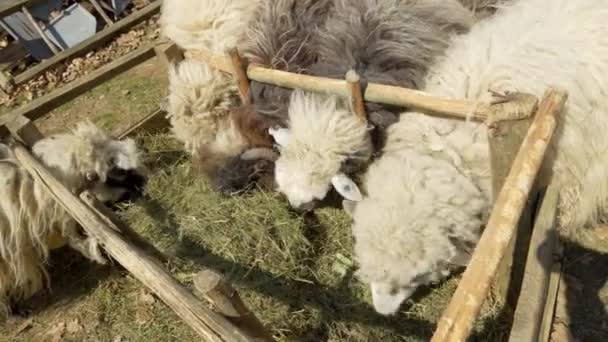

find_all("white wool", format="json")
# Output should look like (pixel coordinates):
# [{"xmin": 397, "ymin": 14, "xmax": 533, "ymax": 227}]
[
  {"xmin": 0, "ymin": 122, "xmax": 144, "ymax": 318},
  {"xmin": 166, "ymin": 59, "xmax": 246, "ymax": 158},
  {"xmin": 274, "ymin": 90, "xmax": 372, "ymax": 208},
  {"xmin": 159, "ymin": 0, "xmax": 260, "ymax": 54},
  {"xmin": 350, "ymin": 0, "xmax": 608, "ymax": 314}
]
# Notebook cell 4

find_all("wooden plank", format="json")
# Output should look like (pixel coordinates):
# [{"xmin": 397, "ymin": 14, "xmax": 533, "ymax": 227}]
[
  {"xmin": 21, "ymin": 5, "xmax": 61, "ymax": 55},
  {"xmin": 117, "ymin": 107, "xmax": 169, "ymax": 139},
  {"xmin": 0, "ymin": 43, "xmax": 156, "ymax": 127},
  {"xmin": 154, "ymin": 40, "xmax": 183, "ymax": 69},
  {"xmin": 431, "ymin": 88, "xmax": 568, "ymax": 342},
  {"xmin": 89, "ymin": 0, "xmax": 114, "ymax": 26},
  {"xmin": 487, "ymin": 93, "xmax": 538, "ymax": 310},
  {"xmin": 11, "ymin": 143, "xmax": 257, "ymax": 342},
  {"xmin": 5, "ymin": 114, "xmax": 43, "ymax": 145},
  {"xmin": 539, "ymin": 245, "xmax": 562, "ymax": 342},
  {"xmin": 508, "ymin": 186, "xmax": 560, "ymax": 342},
  {"xmin": 0, "ymin": 41, "xmax": 28, "ymax": 71},
  {"xmin": 0, "ymin": 0, "xmax": 28, "ymax": 18},
  {"xmin": 12, "ymin": 0, "xmax": 161, "ymax": 85}
]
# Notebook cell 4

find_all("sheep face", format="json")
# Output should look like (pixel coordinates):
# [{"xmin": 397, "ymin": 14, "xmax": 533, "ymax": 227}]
[
  {"xmin": 272, "ymin": 90, "xmax": 372, "ymax": 211},
  {"xmin": 347, "ymin": 151, "xmax": 486, "ymax": 315},
  {"xmin": 32, "ymin": 121, "xmax": 148, "ymax": 205}
]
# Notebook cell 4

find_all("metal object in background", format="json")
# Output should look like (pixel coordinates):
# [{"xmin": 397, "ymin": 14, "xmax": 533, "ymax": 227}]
[{"xmin": 43, "ymin": 3, "xmax": 97, "ymax": 50}]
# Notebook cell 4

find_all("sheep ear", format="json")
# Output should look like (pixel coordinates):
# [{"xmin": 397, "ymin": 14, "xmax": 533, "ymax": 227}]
[
  {"xmin": 268, "ymin": 127, "xmax": 290, "ymax": 147},
  {"xmin": 331, "ymin": 173, "xmax": 362, "ymax": 202},
  {"xmin": 342, "ymin": 199, "xmax": 357, "ymax": 217}
]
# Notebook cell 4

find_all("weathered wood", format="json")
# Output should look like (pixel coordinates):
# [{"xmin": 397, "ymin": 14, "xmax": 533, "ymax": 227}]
[
  {"xmin": 0, "ymin": 43, "xmax": 156, "ymax": 127},
  {"xmin": 0, "ymin": 0, "xmax": 28, "ymax": 18},
  {"xmin": 539, "ymin": 244, "xmax": 562, "ymax": 342},
  {"xmin": 5, "ymin": 115, "xmax": 43, "ymax": 145},
  {"xmin": 21, "ymin": 5, "xmax": 61, "ymax": 54},
  {"xmin": 431, "ymin": 88, "xmax": 568, "ymax": 342},
  {"xmin": 193, "ymin": 269, "xmax": 275, "ymax": 342},
  {"xmin": 488, "ymin": 92, "xmax": 539, "ymax": 309},
  {"xmin": 0, "ymin": 41, "xmax": 28, "ymax": 72},
  {"xmin": 89, "ymin": 0, "xmax": 114, "ymax": 26},
  {"xmin": 508, "ymin": 186, "xmax": 560, "ymax": 342},
  {"xmin": 11, "ymin": 143, "xmax": 256, "ymax": 342},
  {"xmin": 550, "ymin": 269, "xmax": 573, "ymax": 342},
  {"xmin": 345, "ymin": 70, "xmax": 367, "ymax": 123},
  {"xmin": 0, "ymin": 71, "xmax": 15, "ymax": 93},
  {"xmin": 154, "ymin": 41, "xmax": 183, "ymax": 69},
  {"xmin": 186, "ymin": 49, "xmax": 490, "ymax": 121},
  {"xmin": 117, "ymin": 108, "xmax": 169, "ymax": 139},
  {"xmin": 227, "ymin": 48, "xmax": 251, "ymax": 105},
  {"xmin": 12, "ymin": 1, "xmax": 161, "ymax": 85}
]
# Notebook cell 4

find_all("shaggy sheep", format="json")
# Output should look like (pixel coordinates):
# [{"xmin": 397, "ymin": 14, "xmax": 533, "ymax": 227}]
[
  {"xmin": 344, "ymin": 0, "xmax": 608, "ymax": 315},
  {"xmin": 0, "ymin": 121, "xmax": 147, "ymax": 319},
  {"xmin": 273, "ymin": 0, "xmax": 475, "ymax": 211},
  {"xmin": 159, "ymin": 0, "xmax": 260, "ymax": 55},
  {"xmin": 166, "ymin": 0, "xmax": 333, "ymax": 194}
]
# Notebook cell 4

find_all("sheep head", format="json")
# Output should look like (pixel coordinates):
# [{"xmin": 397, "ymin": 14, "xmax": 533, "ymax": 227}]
[
  {"xmin": 32, "ymin": 121, "xmax": 148, "ymax": 205},
  {"xmin": 347, "ymin": 150, "xmax": 487, "ymax": 315},
  {"xmin": 272, "ymin": 90, "xmax": 372, "ymax": 212}
]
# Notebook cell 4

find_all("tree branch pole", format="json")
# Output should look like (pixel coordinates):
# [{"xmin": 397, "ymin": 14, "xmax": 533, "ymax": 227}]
[
  {"xmin": 431, "ymin": 88, "xmax": 568, "ymax": 342},
  {"xmin": 345, "ymin": 70, "xmax": 368, "ymax": 123},
  {"xmin": 184, "ymin": 49, "xmax": 490, "ymax": 121},
  {"xmin": 228, "ymin": 48, "xmax": 251, "ymax": 106},
  {"xmin": 11, "ymin": 143, "xmax": 257, "ymax": 342}
]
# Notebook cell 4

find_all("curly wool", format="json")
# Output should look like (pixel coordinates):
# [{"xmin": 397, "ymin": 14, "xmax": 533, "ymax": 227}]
[
  {"xmin": 275, "ymin": 0, "xmax": 475, "ymax": 208},
  {"xmin": 159, "ymin": 0, "xmax": 260, "ymax": 54},
  {"xmin": 351, "ymin": 0, "xmax": 608, "ymax": 310},
  {"xmin": 166, "ymin": 59, "xmax": 244, "ymax": 158},
  {"xmin": 274, "ymin": 90, "xmax": 372, "ymax": 208},
  {"xmin": 0, "ymin": 121, "xmax": 146, "ymax": 319}
]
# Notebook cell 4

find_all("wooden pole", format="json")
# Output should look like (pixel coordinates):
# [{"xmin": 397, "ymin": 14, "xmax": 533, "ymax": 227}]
[
  {"xmin": 5, "ymin": 115, "xmax": 43, "ymax": 146},
  {"xmin": 227, "ymin": 48, "xmax": 251, "ymax": 106},
  {"xmin": 89, "ymin": 0, "xmax": 114, "ymax": 26},
  {"xmin": 193, "ymin": 269, "xmax": 275, "ymax": 342},
  {"xmin": 508, "ymin": 186, "xmax": 560, "ymax": 342},
  {"xmin": 487, "ymin": 92, "xmax": 539, "ymax": 309},
  {"xmin": 345, "ymin": 70, "xmax": 367, "ymax": 123},
  {"xmin": 185, "ymin": 49, "xmax": 490, "ymax": 121},
  {"xmin": 11, "ymin": 144, "xmax": 257, "ymax": 342},
  {"xmin": 431, "ymin": 88, "xmax": 568, "ymax": 342},
  {"xmin": 21, "ymin": 5, "xmax": 61, "ymax": 54}
]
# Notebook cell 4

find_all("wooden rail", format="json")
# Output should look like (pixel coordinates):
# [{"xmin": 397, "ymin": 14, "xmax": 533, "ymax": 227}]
[{"xmin": 431, "ymin": 88, "xmax": 568, "ymax": 342}]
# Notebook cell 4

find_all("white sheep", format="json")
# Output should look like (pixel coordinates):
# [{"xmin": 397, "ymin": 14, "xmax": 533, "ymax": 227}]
[
  {"xmin": 272, "ymin": 0, "xmax": 476, "ymax": 211},
  {"xmin": 159, "ymin": 0, "xmax": 260, "ymax": 55},
  {"xmin": 0, "ymin": 121, "xmax": 147, "ymax": 319},
  {"xmin": 342, "ymin": 0, "xmax": 608, "ymax": 315}
]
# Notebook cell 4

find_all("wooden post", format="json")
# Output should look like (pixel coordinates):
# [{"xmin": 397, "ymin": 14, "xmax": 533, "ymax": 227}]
[
  {"xmin": 193, "ymin": 269, "xmax": 275, "ymax": 342},
  {"xmin": 345, "ymin": 70, "xmax": 367, "ymax": 123},
  {"xmin": 487, "ymin": 92, "xmax": 539, "ymax": 309},
  {"xmin": 89, "ymin": 0, "xmax": 114, "ymax": 26},
  {"xmin": 21, "ymin": 5, "xmax": 61, "ymax": 54},
  {"xmin": 508, "ymin": 185, "xmax": 560, "ymax": 342},
  {"xmin": 154, "ymin": 41, "xmax": 184, "ymax": 69},
  {"xmin": 0, "ymin": 71, "xmax": 15, "ymax": 95},
  {"xmin": 11, "ymin": 144, "xmax": 257, "ymax": 342},
  {"xmin": 228, "ymin": 48, "xmax": 251, "ymax": 106},
  {"xmin": 5, "ymin": 115, "xmax": 44, "ymax": 146},
  {"xmin": 431, "ymin": 88, "xmax": 568, "ymax": 342},
  {"xmin": 185, "ymin": 49, "xmax": 490, "ymax": 121}
]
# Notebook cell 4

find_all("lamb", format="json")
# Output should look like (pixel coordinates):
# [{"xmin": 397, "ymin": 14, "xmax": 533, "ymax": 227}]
[
  {"xmin": 0, "ymin": 121, "xmax": 147, "ymax": 319},
  {"xmin": 272, "ymin": 0, "xmax": 476, "ymax": 211},
  {"xmin": 166, "ymin": 0, "xmax": 334, "ymax": 194},
  {"xmin": 343, "ymin": 0, "xmax": 608, "ymax": 315}
]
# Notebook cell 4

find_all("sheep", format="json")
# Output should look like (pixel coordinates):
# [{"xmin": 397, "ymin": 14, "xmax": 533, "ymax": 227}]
[
  {"xmin": 272, "ymin": 0, "xmax": 476, "ymax": 211},
  {"xmin": 0, "ymin": 121, "xmax": 147, "ymax": 319},
  {"xmin": 166, "ymin": 0, "xmax": 334, "ymax": 194},
  {"xmin": 342, "ymin": 0, "xmax": 608, "ymax": 315},
  {"xmin": 159, "ymin": 0, "xmax": 260, "ymax": 55}
]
